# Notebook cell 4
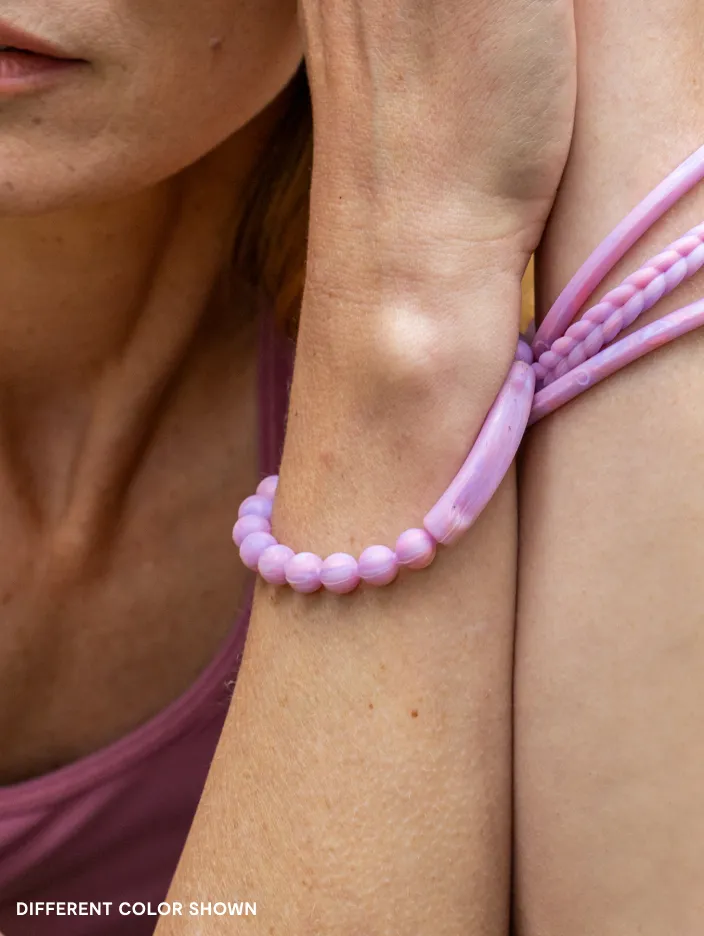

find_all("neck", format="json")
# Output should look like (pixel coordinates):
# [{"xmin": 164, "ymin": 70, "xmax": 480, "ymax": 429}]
[
  {"xmin": 0, "ymin": 100, "xmax": 282, "ymax": 561},
  {"xmin": 0, "ymin": 132, "xmax": 266, "ymax": 388}
]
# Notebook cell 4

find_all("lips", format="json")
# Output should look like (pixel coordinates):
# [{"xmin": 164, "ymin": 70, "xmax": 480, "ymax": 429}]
[
  {"xmin": 0, "ymin": 21, "xmax": 81, "ymax": 61},
  {"xmin": 0, "ymin": 24, "xmax": 86, "ymax": 92},
  {"xmin": 0, "ymin": 49, "xmax": 76, "ymax": 82}
]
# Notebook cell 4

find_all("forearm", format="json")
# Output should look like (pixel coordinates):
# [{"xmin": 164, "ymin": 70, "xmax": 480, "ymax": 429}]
[
  {"xmin": 158, "ymin": 180, "xmax": 522, "ymax": 934},
  {"xmin": 515, "ymin": 2, "xmax": 704, "ymax": 933}
]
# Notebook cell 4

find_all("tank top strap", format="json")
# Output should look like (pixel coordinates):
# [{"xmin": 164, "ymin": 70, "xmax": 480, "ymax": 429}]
[{"xmin": 257, "ymin": 300, "xmax": 295, "ymax": 478}]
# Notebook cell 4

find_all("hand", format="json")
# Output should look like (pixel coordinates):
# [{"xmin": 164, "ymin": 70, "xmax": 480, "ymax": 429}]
[{"xmin": 298, "ymin": 0, "xmax": 576, "ymax": 265}]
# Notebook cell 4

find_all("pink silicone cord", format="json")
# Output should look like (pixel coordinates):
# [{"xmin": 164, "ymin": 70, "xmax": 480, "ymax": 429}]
[
  {"xmin": 534, "ymin": 223, "xmax": 704, "ymax": 385},
  {"xmin": 532, "ymin": 143, "xmax": 704, "ymax": 356},
  {"xmin": 529, "ymin": 296, "xmax": 704, "ymax": 425}
]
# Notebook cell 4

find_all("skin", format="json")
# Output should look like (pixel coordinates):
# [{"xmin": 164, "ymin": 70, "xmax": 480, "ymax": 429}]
[
  {"xmin": 3, "ymin": 0, "xmax": 575, "ymax": 933},
  {"xmin": 515, "ymin": 0, "xmax": 704, "ymax": 932},
  {"xmin": 0, "ymin": 0, "xmax": 301, "ymax": 783},
  {"xmin": 161, "ymin": 2, "xmax": 574, "ymax": 933},
  {"xmin": 1, "ymin": 0, "xmax": 301, "ymax": 211}
]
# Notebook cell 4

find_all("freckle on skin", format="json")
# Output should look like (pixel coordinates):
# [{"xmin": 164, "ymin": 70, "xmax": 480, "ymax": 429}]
[
  {"xmin": 4, "ymin": 181, "xmax": 14, "ymax": 192},
  {"xmin": 32, "ymin": 116, "xmax": 43, "ymax": 126},
  {"xmin": 368, "ymin": 702, "xmax": 374, "ymax": 710},
  {"xmin": 209, "ymin": 36, "xmax": 223, "ymax": 51},
  {"xmin": 411, "ymin": 709, "xmax": 419, "ymax": 718}
]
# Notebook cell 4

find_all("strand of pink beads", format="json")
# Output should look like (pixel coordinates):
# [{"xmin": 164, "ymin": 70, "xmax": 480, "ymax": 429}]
[{"xmin": 233, "ymin": 474, "xmax": 438, "ymax": 594}]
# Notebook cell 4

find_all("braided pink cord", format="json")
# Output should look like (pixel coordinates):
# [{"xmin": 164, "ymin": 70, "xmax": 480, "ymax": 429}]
[
  {"xmin": 529, "ymin": 296, "xmax": 704, "ymax": 425},
  {"xmin": 533, "ymin": 222, "xmax": 704, "ymax": 385},
  {"xmin": 533, "ymin": 144, "xmax": 704, "ymax": 355}
]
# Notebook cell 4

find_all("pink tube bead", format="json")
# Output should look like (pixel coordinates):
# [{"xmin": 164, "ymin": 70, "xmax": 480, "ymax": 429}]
[
  {"xmin": 239, "ymin": 531, "xmax": 277, "ymax": 571},
  {"xmin": 285, "ymin": 552, "xmax": 324, "ymax": 593},
  {"xmin": 238, "ymin": 494, "xmax": 273, "ymax": 520},
  {"xmin": 395, "ymin": 528, "xmax": 437, "ymax": 570},
  {"xmin": 320, "ymin": 553, "xmax": 361, "ymax": 594},
  {"xmin": 256, "ymin": 474, "xmax": 279, "ymax": 500},
  {"xmin": 423, "ymin": 361, "xmax": 535, "ymax": 545},
  {"xmin": 358, "ymin": 545, "xmax": 399, "ymax": 586},
  {"xmin": 258, "ymin": 543, "xmax": 294, "ymax": 585},
  {"xmin": 232, "ymin": 514, "xmax": 271, "ymax": 547}
]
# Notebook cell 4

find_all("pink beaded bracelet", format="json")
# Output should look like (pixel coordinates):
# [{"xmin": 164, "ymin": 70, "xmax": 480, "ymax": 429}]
[
  {"xmin": 234, "ymin": 143, "xmax": 704, "ymax": 593},
  {"xmin": 234, "ymin": 358, "xmax": 534, "ymax": 594}
]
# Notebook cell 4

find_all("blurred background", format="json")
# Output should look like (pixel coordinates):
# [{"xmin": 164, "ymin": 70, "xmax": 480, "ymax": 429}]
[{"xmin": 521, "ymin": 257, "xmax": 535, "ymax": 334}]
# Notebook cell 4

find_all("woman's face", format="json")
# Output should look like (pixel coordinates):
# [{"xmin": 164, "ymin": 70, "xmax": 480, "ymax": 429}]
[{"xmin": 0, "ymin": 0, "xmax": 303, "ymax": 213}]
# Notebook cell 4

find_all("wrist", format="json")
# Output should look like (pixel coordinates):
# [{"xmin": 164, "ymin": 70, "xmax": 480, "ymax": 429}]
[
  {"xmin": 301, "ymin": 248, "xmax": 521, "ymax": 390},
  {"xmin": 276, "ymin": 283, "xmax": 520, "ymax": 556},
  {"xmin": 307, "ymin": 155, "xmax": 534, "ymax": 285},
  {"xmin": 295, "ymin": 274, "xmax": 521, "ymax": 486}
]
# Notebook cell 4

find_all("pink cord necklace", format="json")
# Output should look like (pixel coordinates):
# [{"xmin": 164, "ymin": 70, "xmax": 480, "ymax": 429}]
[{"xmin": 234, "ymin": 144, "xmax": 704, "ymax": 593}]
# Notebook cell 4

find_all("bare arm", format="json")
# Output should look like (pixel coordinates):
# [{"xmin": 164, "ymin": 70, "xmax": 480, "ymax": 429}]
[
  {"xmin": 158, "ymin": 1, "xmax": 575, "ymax": 931},
  {"xmin": 162, "ymin": 211, "xmax": 524, "ymax": 934},
  {"xmin": 515, "ymin": 1, "xmax": 704, "ymax": 933},
  {"xmin": 158, "ymin": 198, "xmax": 520, "ymax": 936}
]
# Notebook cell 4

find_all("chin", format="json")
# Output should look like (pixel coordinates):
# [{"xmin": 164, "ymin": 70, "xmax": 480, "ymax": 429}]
[
  {"xmin": 0, "ymin": 138, "xmax": 150, "ymax": 214},
  {"xmin": 0, "ymin": 135, "xmax": 228, "ymax": 216},
  {"xmin": 0, "ymin": 81, "xmax": 301, "ymax": 217},
  {"xmin": 0, "ymin": 172, "xmax": 141, "ymax": 217}
]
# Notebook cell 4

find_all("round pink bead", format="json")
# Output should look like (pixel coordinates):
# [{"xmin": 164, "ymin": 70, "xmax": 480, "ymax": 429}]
[
  {"xmin": 238, "ymin": 494, "xmax": 273, "ymax": 521},
  {"xmin": 358, "ymin": 545, "xmax": 399, "ymax": 586},
  {"xmin": 285, "ymin": 552, "xmax": 323, "ymax": 594},
  {"xmin": 256, "ymin": 475, "xmax": 279, "ymax": 500},
  {"xmin": 258, "ymin": 543, "xmax": 294, "ymax": 585},
  {"xmin": 320, "ymin": 553, "xmax": 361, "ymax": 594},
  {"xmin": 515, "ymin": 340, "xmax": 534, "ymax": 365},
  {"xmin": 232, "ymin": 514, "xmax": 271, "ymax": 547},
  {"xmin": 239, "ymin": 531, "xmax": 277, "ymax": 571},
  {"xmin": 395, "ymin": 528, "xmax": 437, "ymax": 570}
]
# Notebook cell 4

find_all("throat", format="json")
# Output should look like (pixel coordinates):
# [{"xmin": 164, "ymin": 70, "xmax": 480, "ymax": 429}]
[
  {"xmin": 0, "ymin": 292, "xmax": 259, "ymax": 579},
  {"xmin": 0, "ymin": 320, "xmax": 198, "ymax": 563},
  {"xmin": 0, "ymin": 140, "xmax": 258, "ymax": 554}
]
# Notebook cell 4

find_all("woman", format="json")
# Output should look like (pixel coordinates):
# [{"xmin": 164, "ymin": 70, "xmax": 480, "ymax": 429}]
[
  {"xmin": 0, "ymin": 5, "xmax": 305, "ymax": 931},
  {"xmin": 0, "ymin": 0, "xmax": 574, "ymax": 931},
  {"xmin": 2, "ymin": 1, "xmax": 699, "ymax": 935}
]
